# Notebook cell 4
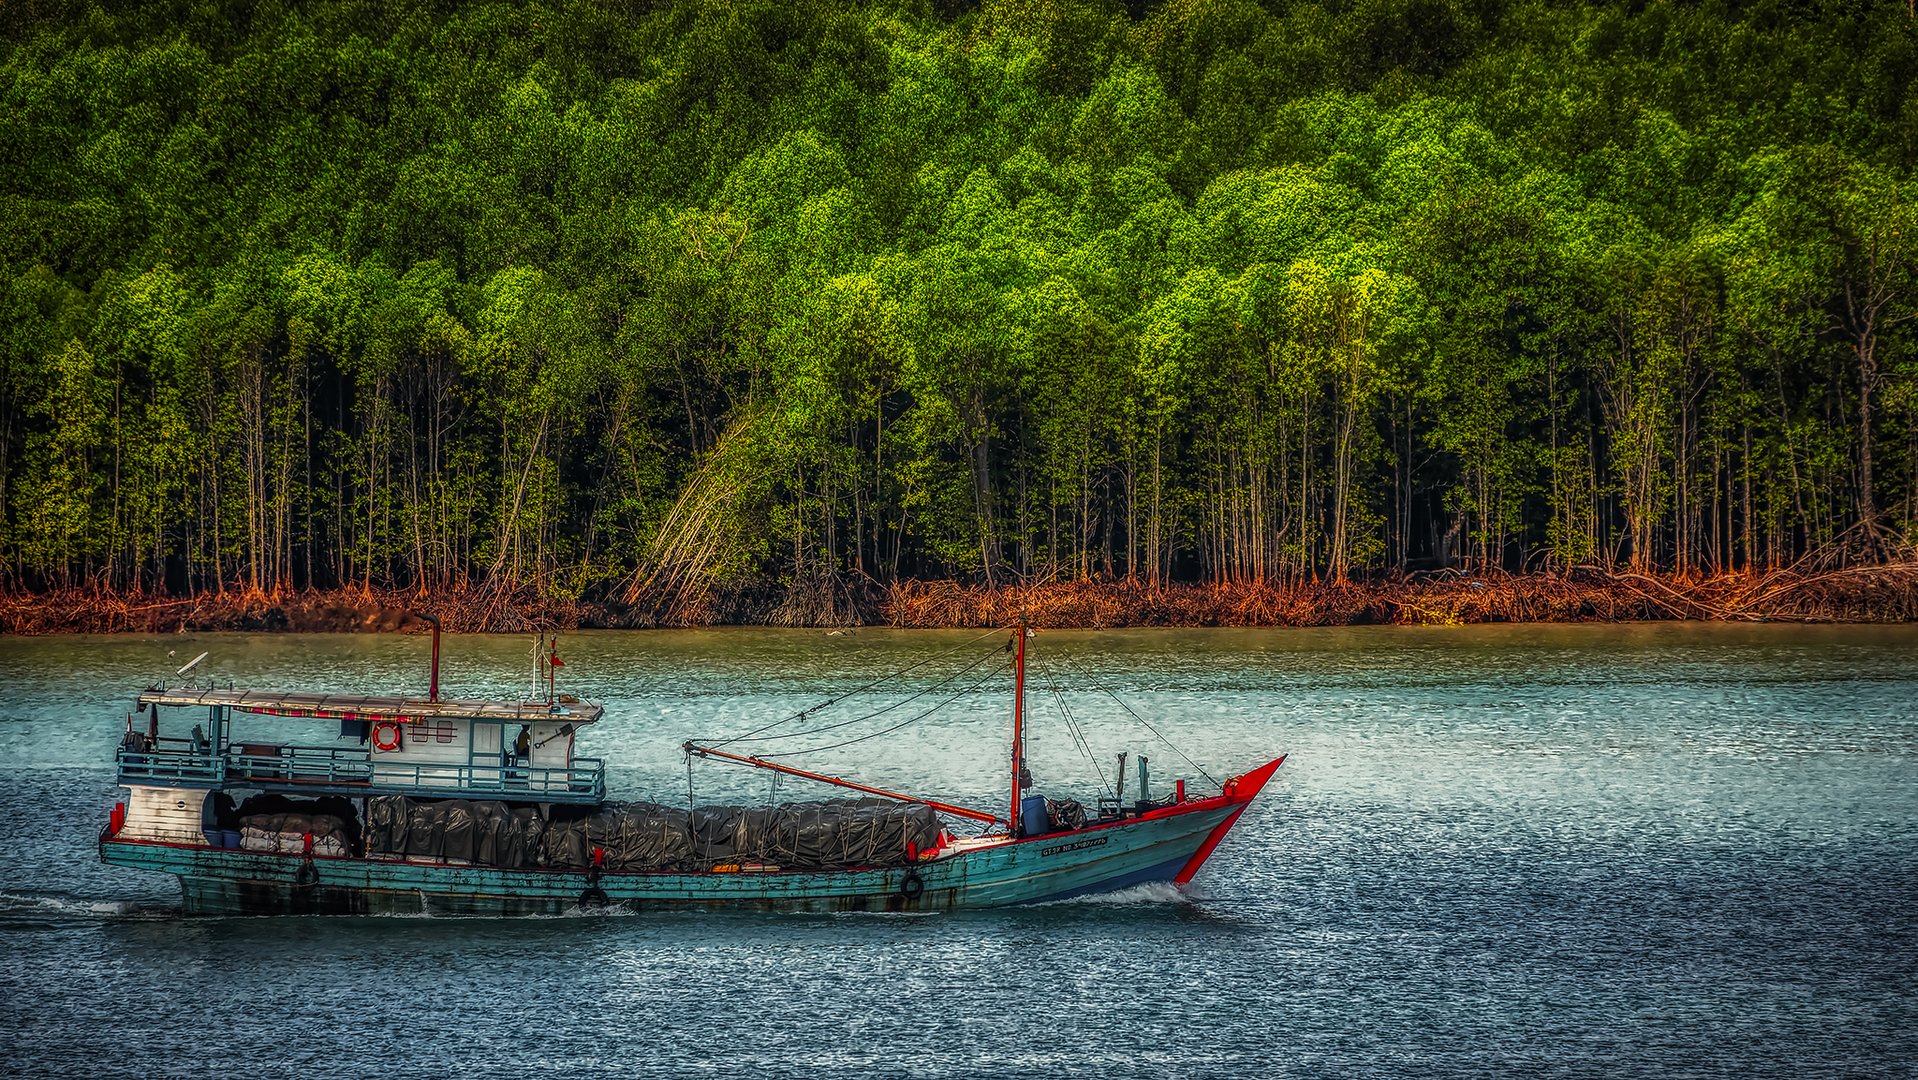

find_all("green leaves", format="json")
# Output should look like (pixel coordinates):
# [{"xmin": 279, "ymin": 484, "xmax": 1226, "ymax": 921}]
[{"xmin": 0, "ymin": 0, "xmax": 1914, "ymax": 600}]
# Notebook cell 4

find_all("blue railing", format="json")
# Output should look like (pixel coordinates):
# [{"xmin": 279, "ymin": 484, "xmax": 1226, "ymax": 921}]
[
  {"xmin": 115, "ymin": 743, "xmax": 605, "ymax": 802},
  {"xmin": 116, "ymin": 743, "xmax": 223, "ymax": 785},
  {"xmin": 367, "ymin": 757, "xmax": 606, "ymax": 800},
  {"xmin": 227, "ymin": 745, "xmax": 372, "ymax": 785}
]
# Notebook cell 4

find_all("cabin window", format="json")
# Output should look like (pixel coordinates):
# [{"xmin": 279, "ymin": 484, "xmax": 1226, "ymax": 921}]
[{"xmin": 406, "ymin": 718, "xmax": 456, "ymax": 743}]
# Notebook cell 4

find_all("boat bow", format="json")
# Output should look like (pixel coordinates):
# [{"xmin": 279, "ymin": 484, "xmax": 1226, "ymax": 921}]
[{"xmin": 1173, "ymin": 755, "xmax": 1286, "ymax": 886}]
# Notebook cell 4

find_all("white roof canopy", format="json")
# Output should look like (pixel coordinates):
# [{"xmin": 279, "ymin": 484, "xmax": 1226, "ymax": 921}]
[{"xmin": 135, "ymin": 687, "xmax": 604, "ymax": 725}]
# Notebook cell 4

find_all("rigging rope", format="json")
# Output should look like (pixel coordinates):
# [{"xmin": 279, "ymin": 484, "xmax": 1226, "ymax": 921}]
[
  {"xmin": 706, "ymin": 626, "xmax": 1008, "ymax": 750},
  {"xmin": 690, "ymin": 625, "xmax": 1222, "ymax": 803},
  {"xmin": 1030, "ymin": 646, "xmax": 1112, "ymax": 800},
  {"xmin": 765, "ymin": 656, "xmax": 1010, "ymax": 757},
  {"xmin": 684, "ymin": 751, "xmax": 699, "ymax": 861},
  {"xmin": 721, "ymin": 644, "xmax": 1006, "ymax": 745},
  {"xmin": 1048, "ymin": 649, "xmax": 1223, "ymax": 792}
]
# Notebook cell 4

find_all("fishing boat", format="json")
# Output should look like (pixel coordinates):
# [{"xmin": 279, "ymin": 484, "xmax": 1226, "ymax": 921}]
[{"xmin": 99, "ymin": 626, "xmax": 1285, "ymax": 915}]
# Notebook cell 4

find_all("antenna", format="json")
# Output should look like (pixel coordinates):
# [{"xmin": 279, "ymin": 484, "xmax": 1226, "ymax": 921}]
[
  {"xmin": 529, "ymin": 633, "xmax": 545, "ymax": 701},
  {"xmin": 176, "ymin": 651, "xmax": 209, "ymax": 677}
]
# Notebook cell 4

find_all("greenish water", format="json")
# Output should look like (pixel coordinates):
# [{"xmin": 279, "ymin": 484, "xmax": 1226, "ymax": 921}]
[{"xmin": 1, "ymin": 625, "xmax": 1914, "ymax": 1078}]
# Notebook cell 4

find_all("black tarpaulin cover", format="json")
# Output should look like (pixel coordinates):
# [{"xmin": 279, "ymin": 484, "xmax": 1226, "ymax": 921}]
[
  {"xmin": 367, "ymin": 796, "xmax": 941, "ymax": 872},
  {"xmin": 693, "ymin": 798, "xmax": 942, "ymax": 872},
  {"xmin": 543, "ymin": 802, "xmax": 695, "ymax": 871},
  {"xmin": 549, "ymin": 798, "xmax": 942, "ymax": 871},
  {"xmin": 366, "ymin": 796, "xmax": 545, "ymax": 868},
  {"xmin": 474, "ymin": 802, "xmax": 545, "ymax": 869}
]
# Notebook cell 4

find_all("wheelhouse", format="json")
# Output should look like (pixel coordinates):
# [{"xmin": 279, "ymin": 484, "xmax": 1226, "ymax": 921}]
[{"xmin": 116, "ymin": 687, "xmax": 606, "ymax": 804}]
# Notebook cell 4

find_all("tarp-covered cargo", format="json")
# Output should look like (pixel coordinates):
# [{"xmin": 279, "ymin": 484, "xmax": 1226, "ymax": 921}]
[
  {"xmin": 681, "ymin": 798, "xmax": 941, "ymax": 872},
  {"xmin": 542, "ymin": 803, "xmax": 694, "ymax": 871},
  {"xmin": 366, "ymin": 796, "xmax": 545, "ymax": 868},
  {"xmin": 369, "ymin": 796, "xmax": 941, "ymax": 873}
]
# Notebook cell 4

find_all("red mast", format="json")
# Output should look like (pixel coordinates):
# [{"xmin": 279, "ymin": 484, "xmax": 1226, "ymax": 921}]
[{"xmin": 1009, "ymin": 627, "xmax": 1027, "ymax": 837}]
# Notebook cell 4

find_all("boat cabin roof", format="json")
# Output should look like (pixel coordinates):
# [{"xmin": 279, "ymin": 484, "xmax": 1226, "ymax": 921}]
[{"xmin": 135, "ymin": 687, "xmax": 604, "ymax": 725}]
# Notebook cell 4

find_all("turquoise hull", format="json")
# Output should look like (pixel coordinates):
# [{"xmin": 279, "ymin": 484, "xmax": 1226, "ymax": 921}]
[{"xmin": 100, "ymin": 766, "xmax": 1281, "ymax": 915}]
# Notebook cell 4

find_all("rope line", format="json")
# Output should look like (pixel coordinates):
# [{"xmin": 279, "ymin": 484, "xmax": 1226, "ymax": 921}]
[
  {"xmin": 1030, "ymin": 646, "xmax": 1111, "ymax": 800},
  {"xmin": 1047, "ymin": 648, "xmax": 1222, "ymax": 791},
  {"xmin": 707, "ymin": 626, "xmax": 1007, "ymax": 749},
  {"xmin": 685, "ymin": 751, "xmax": 700, "ymax": 862},
  {"xmin": 689, "ymin": 626, "xmax": 1222, "ymax": 801},
  {"xmin": 767, "ymin": 656, "xmax": 1010, "ymax": 757},
  {"xmin": 721, "ymin": 645, "xmax": 1006, "ymax": 745}
]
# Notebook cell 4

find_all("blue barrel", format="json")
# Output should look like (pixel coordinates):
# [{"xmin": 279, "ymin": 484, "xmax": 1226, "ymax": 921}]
[
  {"xmin": 222, "ymin": 829, "xmax": 242, "ymax": 849},
  {"xmin": 1020, "ymin": 794, "xmax": 1051, "ymax": 838}
]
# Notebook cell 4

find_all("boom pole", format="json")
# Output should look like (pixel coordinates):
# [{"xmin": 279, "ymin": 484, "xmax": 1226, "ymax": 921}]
[{"xmin": 683, "ymin": 742, "xmax": 1002, "ymax": 825}]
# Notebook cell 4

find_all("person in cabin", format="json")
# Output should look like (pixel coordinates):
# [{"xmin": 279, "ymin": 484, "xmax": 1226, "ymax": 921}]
[{"xmin": 514, "ymin": 725, "xmax": 531, "ymax": 762}]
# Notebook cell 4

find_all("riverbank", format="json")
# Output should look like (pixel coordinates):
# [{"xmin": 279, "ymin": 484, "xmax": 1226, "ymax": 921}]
[{"xmin": 4, "ymin": 564, "xmax": 1916, "ymax": 634}]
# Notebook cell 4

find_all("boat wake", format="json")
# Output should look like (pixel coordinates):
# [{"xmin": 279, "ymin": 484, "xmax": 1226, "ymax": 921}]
[
  {"xmin": 365, "ymin": 902, "xmax": 643, "ymax": 920},
  {"xmin": 1037, "ymin": 882, "xmax": 1194, "ymax": 907},
  {"xmin": 0, "ymin": 889, "xmax": 178, "ymax": 927}
]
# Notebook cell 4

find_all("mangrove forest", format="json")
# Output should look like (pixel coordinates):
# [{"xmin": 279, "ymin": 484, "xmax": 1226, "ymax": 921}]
[{"xmin": 2, "ymin": 0, "xmax": 1916, "ymax": 626}]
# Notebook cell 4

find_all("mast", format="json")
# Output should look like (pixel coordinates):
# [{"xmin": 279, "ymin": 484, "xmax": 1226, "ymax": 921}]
[{"xmin": 1010, "ymin": 626, "xmax": 1027, "ymax": 837}]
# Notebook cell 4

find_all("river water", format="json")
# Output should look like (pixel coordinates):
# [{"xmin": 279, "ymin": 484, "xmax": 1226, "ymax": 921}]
[{"xmin": 0, "ymin": 625, "xmax": 1912, "ymax": 1078}]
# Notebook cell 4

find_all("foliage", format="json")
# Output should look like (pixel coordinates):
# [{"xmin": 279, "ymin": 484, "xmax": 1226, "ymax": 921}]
[{"xmin": 1, "ymin": 0, "xmax": 1914, "ymax": 603}]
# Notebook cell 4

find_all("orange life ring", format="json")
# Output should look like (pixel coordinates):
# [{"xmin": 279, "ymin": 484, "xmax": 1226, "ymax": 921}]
[{"xmin": 371, "ymin": 720, "xmax": 402, "ymax": 752}]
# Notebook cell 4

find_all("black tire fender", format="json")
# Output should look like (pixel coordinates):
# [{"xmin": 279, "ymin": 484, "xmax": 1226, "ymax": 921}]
[{"xmin": 899, "ymin": 868, "xmax": 925, "ymax": 901}]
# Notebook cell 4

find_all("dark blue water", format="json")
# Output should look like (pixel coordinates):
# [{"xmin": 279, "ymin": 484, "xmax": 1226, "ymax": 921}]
[{"xmin": 2, "ymin": 625, "xmax": 1914, "ymax": 1078}]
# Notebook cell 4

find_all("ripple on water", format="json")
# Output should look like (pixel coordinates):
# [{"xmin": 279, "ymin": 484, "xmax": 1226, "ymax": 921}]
[{"xmin": 0, "ymin": 625, "xmax": 1914, "ymax": 1078}]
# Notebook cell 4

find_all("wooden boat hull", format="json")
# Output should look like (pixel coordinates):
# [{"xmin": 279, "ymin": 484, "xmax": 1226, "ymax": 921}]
[{"xmin": 101, "ymin": 758, "xmax": 1284, "ymax": 916}]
